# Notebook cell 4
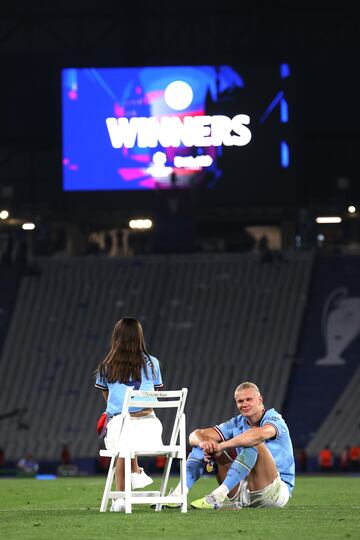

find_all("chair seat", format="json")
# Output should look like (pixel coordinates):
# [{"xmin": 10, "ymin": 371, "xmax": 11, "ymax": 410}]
[{"xmin": 100, "ymin": 445, "xmax": 182, "ymax": 457}]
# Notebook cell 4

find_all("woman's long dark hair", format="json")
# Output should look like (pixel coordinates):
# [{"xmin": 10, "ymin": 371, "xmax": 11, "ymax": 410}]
[{"xmin": 95, "ymin": 317, "xmax": 155, "ymax": 383}]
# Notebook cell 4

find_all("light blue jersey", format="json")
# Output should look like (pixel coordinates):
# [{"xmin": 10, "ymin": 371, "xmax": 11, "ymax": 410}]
[
  {"xmin": 214, "ymin": 408, "xmax": 295, "ymax": 493},
  {"xmin": 95, "ymin": 354, "xmax": 163, "ymax": 415}
]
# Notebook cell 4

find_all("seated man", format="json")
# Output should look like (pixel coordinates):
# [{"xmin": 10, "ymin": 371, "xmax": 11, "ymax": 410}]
[
  {"xmin": 170, "ymin": 381, "xmax": 294, "ymax": 509},
  {"xmin": 16, "ymin": 453, "xmax": 39, "ymax": 476}
]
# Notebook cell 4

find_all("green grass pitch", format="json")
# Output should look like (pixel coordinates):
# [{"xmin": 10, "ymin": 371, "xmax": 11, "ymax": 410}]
[{"xmin": 0, "ymin": 475, "xmax": 359, "ymax": 540}]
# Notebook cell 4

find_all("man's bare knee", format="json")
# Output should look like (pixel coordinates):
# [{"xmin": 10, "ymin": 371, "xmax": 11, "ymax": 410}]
[{"xmin": 247, "ymin": 443, "xmax": 278, "ymax": 491}]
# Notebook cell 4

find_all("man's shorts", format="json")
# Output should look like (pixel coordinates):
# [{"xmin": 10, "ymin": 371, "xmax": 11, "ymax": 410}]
[
  {"xmin": 105, "ymin": 412, "xmax": 163, "ymax": 452},
  {"xmin": 236, "ymin": 474, "xmax": 290, "ymax": 508}
]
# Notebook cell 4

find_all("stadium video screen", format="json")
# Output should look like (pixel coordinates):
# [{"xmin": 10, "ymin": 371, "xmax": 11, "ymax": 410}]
[{"xmin": 61, "ymin": 64, "xmax": 296, "ymax": 203}]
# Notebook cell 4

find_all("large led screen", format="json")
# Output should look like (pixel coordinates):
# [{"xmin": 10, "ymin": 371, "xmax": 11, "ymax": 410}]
[{"xmin": 62, "ymin": 64, "xmax": 296, "ymax": 201}]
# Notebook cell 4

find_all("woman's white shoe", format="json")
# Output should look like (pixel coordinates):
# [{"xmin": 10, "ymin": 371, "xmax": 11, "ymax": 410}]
[
  {"xmin": 110, "ymin": 499, "xmax": 125, "ymax": 512},
  {"xmin": 131, "ymin": 468, "xmax": 153, "ymax": 489}
]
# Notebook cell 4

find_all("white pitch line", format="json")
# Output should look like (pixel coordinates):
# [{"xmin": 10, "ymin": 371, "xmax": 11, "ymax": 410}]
[
  {"xmin": 0, "ymin": 505, "xmax": 360, "ymax": 512},
  {"xmin": 0, "ymin": 507, "xmax": 100, "ymax": 512}
]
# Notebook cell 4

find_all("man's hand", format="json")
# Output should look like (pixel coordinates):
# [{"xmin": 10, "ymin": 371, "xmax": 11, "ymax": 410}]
[
  {"xmin": 198, "ymin": 439, "xmax": 220, "ymax": 455},
  {"xmin": 188, "ymin": 427, "xmax": 223, "ymax": 460}
]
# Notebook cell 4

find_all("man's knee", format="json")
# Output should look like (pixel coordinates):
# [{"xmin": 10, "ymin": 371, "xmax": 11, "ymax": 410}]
[
  {"xmin": 246, "ymin": 444, "xmax": 278, "ymax": 490},
  {"xmin": 253, "ymin": 442, "xmax": 277, "ymax": 468}
]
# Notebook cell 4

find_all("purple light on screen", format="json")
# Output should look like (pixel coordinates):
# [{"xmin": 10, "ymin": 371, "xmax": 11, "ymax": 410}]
[{"xmin": 68, "ymin": 90, "xmax": 78, "ymax": 100}]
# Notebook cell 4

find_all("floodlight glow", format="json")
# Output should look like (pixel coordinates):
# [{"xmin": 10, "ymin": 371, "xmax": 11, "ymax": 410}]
[
  {"xmin": 142, "ymin": 219, "xmax": 153, "ymax": 229},
  {"xmin": 129, "ymin": 219, "xmax": 153, "ymax": 230},
  {"xmin": 348, "ymin": 205, "xmax": 356, "ymax": 214},
  {"xmin": 0, "ymin": 210, "xmax": 9, "ymax": 220},
  {"xmin": 315, "ymin": 216, "xmax": 342, "ymax": 224},
  {"xmin": 22, "ymin": 222, "xmax": 36, "ymax": 230},
  {"xmin": 164, "ymin": 81, "xmax": 193, "ymax": 111}
]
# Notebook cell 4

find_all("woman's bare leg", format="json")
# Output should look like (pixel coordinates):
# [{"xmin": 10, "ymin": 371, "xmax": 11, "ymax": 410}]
[{"xmin": 115, "ymin": 457, "xmax": 142, "ymax": 490}]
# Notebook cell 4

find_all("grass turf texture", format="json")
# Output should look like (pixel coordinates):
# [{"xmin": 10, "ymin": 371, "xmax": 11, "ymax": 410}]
[{"xmin": 0, "ymin": 476, "xmax": 359, "ymax": 540}]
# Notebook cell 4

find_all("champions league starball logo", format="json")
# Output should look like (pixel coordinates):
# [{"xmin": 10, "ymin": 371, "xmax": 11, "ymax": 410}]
[{"xmin": 316, "ymin": 287, "xmax": 360, "ymax": 366}]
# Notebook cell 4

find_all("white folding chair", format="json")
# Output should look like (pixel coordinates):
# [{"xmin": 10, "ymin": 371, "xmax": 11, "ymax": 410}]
[{"xmin": 99, "ymin": 387, "xmax": 188, "ymax": 513}]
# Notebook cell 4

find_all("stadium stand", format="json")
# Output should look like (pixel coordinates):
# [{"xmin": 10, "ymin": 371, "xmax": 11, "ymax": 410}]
[
  {"xmin": 306, "ymin": 365, "xmax": 360, "ymax": 457},
  {"xmin": 0, "ymin": 265, "xmax": 22, "ymax": 358},
  {"xmin": 0, "ymin": 251, "xmax": 313, "ymax": 462},
  {"xmin": 283, "ymin": 254, "xmax": 360, "ymax": 456}
]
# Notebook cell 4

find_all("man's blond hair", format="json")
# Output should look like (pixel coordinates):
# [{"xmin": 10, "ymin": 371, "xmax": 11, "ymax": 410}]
[{"xmin": 235, "ymin": 382, "xmax": 261, "ymax": 394}]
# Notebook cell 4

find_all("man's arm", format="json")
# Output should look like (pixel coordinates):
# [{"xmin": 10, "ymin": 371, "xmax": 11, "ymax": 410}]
[
  {"xmin": 101, "ymin": 390, "xmax": 108, "ymax": 403},
  {"xmin": 218, "ymin": 424, "xmax": 276, "ymax": 451},
  {"xmin": 189, "ymin": 427, "xmax": 222, "ymax": 455}
]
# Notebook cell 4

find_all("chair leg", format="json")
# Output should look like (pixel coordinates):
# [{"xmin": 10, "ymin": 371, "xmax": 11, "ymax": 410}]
[
  {"xmin": 154, "ymin": 455, "xmax": 173, "ymax": 512},
  {"xmin": 124, "ymin": 452, "xmax": 132, "ymax": 514},
  {"xmin": 100, "ymin": 455, "xmax": 117, "ymax": 512},
  {"xmin": 180, "ymin": 454, "xmax": 187, "ymax": 513},
  {"xmin": 180, "ymin": 414, "xmax": 187, "ymax": 513}
]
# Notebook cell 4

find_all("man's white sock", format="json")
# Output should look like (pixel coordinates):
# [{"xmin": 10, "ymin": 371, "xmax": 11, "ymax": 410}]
[{"xmin": 211, "ymin": 484, "xmax": 229, "ymax": 503}]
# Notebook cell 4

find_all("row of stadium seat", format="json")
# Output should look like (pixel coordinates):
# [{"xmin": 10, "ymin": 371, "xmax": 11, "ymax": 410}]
[
  {"xmin": 0, "ymin": 252, "xmax": 313, "ymax": 460},
  {"xmin": 306, "ymin": 364, "xmax": 360, "ymax": 456}
]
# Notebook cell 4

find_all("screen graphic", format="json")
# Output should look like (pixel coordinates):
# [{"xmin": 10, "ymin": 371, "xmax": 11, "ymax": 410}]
[{"xmin": 62, "ymin": 64, "xmax": 294, "ymax": 199}]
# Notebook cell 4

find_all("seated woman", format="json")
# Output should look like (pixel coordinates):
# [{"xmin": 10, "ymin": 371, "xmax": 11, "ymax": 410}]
[{"xmin": 94, "ymin": 317, "xmax": 164, "ymax": 512}]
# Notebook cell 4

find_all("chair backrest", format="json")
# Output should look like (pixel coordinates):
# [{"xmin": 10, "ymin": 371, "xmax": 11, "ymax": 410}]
[{"xmin": 121, "ymin": 388, "xmax": 188, "ymax": 445}]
